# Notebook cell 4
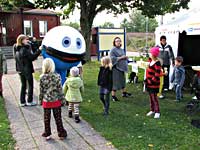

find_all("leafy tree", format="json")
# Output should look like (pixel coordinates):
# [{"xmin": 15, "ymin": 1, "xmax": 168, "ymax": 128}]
[
  {"xmin": 120, "ymin": 18, "xmax": 132, "ymax": 32},
  {"xmin": 0, "ymin": 0, "xmax": 35, "ymax": 10},
  {"xmin": 62, "ymin": 22, "xmax": 80, "ymax": 30},
  {"xmin": 33, "ymin": 0, "xmax": 190, "ymax": 61},
  {"xmin": 121, "ymin": 10, "xmax": 158, "ymax": 32},
  {"xmin": 99, "ymin": 22, "xmax": 115, "ymax": 28}
]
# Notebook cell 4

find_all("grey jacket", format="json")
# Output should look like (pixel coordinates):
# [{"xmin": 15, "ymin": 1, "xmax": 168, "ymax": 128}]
[
  {"xmin": 110, "ymin": 47, "xmax": 128, "ymax": 72},
  {"xmin": 157, "ymin": 44, "xmax": 175, "ymax": 66}
]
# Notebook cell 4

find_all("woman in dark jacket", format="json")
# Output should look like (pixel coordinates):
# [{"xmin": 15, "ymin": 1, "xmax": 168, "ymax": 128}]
[{"xmin": 13, "ymin": 34, "xmax": 41, "ymax": 106}]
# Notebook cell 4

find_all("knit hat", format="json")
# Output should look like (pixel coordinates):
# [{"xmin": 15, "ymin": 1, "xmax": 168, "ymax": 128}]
[
  {"xmin": 70, "ymin": 67, "xmax": 79, "ymax": 77},
  {"xmin": 150, "ymin": 47, "xmax": 160, "ymax": 57}
]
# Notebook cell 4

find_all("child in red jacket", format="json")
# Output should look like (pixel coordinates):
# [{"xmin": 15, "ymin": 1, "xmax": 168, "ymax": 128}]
[{"xmin": 145, "ymin": 47, "xmax": 162, "ymax": 119}]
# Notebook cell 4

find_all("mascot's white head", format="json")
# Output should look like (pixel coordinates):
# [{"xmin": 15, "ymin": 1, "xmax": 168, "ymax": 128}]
[{"xmin": 42, "ymin": 26, "xmax": 86, "ymax": 62}]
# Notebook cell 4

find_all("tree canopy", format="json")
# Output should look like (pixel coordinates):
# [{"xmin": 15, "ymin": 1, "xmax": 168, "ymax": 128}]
[
  {"xmin": 27, "ymin": 0, "xmax": 192, "ymax": 60},
  {"xmin": 0, "ymin": 0, "xmax": 35, "ymax": 10},
  {"xmin": 120, "ymin": 10, "xmax": 158, "ymax": 32},
  {"xmin": 99, "ymin": 22, "xmax": 115, "ymax": 28}
]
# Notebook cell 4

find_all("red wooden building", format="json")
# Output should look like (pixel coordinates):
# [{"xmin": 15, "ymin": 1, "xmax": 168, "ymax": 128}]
[{"xmin": 0, "ymin": 8, "xmax": 60, "ymax": 46}]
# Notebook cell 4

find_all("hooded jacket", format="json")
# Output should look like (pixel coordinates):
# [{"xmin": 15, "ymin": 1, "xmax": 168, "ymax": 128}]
[{"xmin": 63, "ymin": 76, "xmax": 84, "ymax": 102}]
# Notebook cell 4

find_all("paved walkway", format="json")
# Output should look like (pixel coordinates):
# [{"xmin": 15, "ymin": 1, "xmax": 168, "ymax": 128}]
[{"xmin": 3, "ymin": 57, "xmax": 116, "ymax": 150}]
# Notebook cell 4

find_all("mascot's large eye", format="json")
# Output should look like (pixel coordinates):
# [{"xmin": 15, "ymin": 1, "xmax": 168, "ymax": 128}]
[
  {"xmin": 76, "ymin": 38, "xmax": 82, "ymax": 49},
  {"xmin": 62, "ymin": 37, "xmax": 71, "ymax": 48}
]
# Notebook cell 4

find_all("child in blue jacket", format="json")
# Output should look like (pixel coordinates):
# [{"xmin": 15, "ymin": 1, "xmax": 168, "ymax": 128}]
[{"xmin": 171, "ymin": 56, "xmax": 185, "ymax": 101}]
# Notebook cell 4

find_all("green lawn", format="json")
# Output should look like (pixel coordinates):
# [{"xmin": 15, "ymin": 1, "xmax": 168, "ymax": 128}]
[
  {"xmin": 35, "ymin": 61, "xmax": 200, "ymax": 149},
  {"xmin": 0, "ymin": 97, "xmax": 15, "ymax": 149},
  {"xmin": 81, "ymin": 62, "xmax": 200, "ymax": 150}
]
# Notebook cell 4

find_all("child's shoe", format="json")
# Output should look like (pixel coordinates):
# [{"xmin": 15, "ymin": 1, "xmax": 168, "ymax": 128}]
[
  {"xmin": 20, "ymin": 103, "xmax": 26, "ymax": 107},
  {"xmin": 192, "ymin": 96, "xmax": 197, "ymax": 100},
  {"xmin": 146, "ymin": 111, "xmax": 155, "ymax": 116},
  {"xmin": 68, "ymin": 111, "xmax": 72, "ymax": 118},
  {"xmin": 159, "ymin": 95, "xmax": 165, "ymax": 99},
  {"xmin": 103, "ymin": 110, "xmax": 109, "ymax": 116},
  {"xmin": 112, "ymin": 96, "xmax": 119, "ymax": 101},
  {"xmin": 27, "ymin": 101, "xmax": 37, "ymax": 106},
  {"xmin": 46, "ymin": 136, "xmax": 51, "ymax": 140},
  {"xmin": 122, "ymin": 92, "xmax": 132, "ymax": 97},
  {"xmin": 75, "ymin": 115, "xmax": 81, "ymax": 123},
  {"xmin": 154, "ymin": 113, "xmax": 160, "ymax": 119},
  {"xmin": 42, "ymin": 133, "xmax": 51, "ymax": 140},
  {"xmin": 59, "ymin": 136, "xmax": 66, "ymax": 140}
]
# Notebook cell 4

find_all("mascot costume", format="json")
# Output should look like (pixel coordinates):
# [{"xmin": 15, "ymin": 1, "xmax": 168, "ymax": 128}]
[{"xmin": 41, "ymin": 26, "xmax": 86, "ymax": 85}]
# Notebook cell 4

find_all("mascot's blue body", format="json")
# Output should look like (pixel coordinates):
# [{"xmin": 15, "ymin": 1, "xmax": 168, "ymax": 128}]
[{"xmin": 41, "ymin": 26, "xmax": 86, "ymax": 85}]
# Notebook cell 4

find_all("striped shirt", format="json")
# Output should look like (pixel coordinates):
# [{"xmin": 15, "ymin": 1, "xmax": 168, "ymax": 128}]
[{"xmin": 146, "ymin": 60, "xmax": 161, "ymax": 89}]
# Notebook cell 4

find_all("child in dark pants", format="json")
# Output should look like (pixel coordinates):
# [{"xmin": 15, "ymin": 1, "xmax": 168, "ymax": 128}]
[
  {"xmin": 192, "ymin": 66, "xmax": 200, "ymax": 99},
  {"xmin": 97, "ymin": 56, "xmax": 113, "ymax": 116},
  {"xmin": 145, "ymin": 47, "xmax": 162, "ymax": 119},
  {"xmin": 39, "ymin": 58, "xmax": 67, "ymax": 140}
]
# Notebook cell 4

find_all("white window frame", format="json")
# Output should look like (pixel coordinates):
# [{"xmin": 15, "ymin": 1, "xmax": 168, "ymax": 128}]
[
  {"xmin": 39, "ymin": 20, "xmax": 48, "ymax": 37},
  {"xmin": 24, "ymin": 20, "xmax": 33, "ymax": 37}
]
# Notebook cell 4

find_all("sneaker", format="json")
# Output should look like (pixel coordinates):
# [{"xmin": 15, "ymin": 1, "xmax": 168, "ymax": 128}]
[
  {"xmin": 112, "ymin": 96, "xmax": 119, "ymax": 101},
  {"xmin": 159, "ymin": 95, "xmax": 165, "ymax": 99},
  {"xmin": 154, "ymin": 113, "xmax": 160, "ymax": 119},
  {"xmin": 27, "ymin": 101, "xmax": 37, "ymax": 106},
  {"xmin": 192, "ymin": 96, "xmax": 197, "ymax": 100},
  {"xmin": 20, "ymin": 103, "xmax": 26, "ymax": 107},
  {"xmin": 163, "ymin": 88, "xmax": 168, "ymax": 91},
  {"xmin": 46, "ymin": 136, "xmax": 51, "ymax": 140},
  {"xmin": 146, "ymin": 111, "xmax": 155, "ymax": 116}
]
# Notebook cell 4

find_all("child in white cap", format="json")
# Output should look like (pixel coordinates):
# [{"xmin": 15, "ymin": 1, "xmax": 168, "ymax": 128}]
[{"xmin": 63, "ymin": 66, "xmax": 84, "ymax": 123}]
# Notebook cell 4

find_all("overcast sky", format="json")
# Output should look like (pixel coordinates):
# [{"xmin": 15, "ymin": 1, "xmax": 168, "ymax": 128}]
[
  {"xmin": 63, "ymin": 0, "xmax": 199, "ymax": 27},
  {"xmin": 31, "ymin": 0, "xmax": 199, "ymax": 27}
]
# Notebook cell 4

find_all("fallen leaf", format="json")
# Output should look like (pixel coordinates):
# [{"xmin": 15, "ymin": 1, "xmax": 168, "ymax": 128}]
[{"xmin": 148, "ymin": 144, "xmax": 153, "ymax": 147}]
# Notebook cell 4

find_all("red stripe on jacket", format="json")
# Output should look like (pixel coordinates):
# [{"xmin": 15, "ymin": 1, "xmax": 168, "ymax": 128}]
[{"xmin": 146, "ymin": 60, "xmax": 161, "ymax": 89}]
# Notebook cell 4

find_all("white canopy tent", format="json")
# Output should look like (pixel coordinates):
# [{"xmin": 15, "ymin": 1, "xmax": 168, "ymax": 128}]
[
  {"xmin": 155, "ymin": 8, "xmax": 200, "ymax": 87},
  {"xmin": 155, "ymin": 8, "xmax": 200, "ymax": 65}
]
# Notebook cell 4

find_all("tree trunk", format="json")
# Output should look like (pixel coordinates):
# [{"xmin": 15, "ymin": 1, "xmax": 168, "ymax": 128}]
[
  {"xmin": 79, "ymin": 1, "xmax": 95, "ymax": 61},
  {"xmin": 80, "ymin": 18, "xmax": 92, "ymax": 61}
]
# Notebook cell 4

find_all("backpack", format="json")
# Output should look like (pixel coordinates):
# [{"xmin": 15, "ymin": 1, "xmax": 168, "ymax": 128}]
[{"xmin": 14, "ymin": 45, "xmax": 25, "ymax": 72}]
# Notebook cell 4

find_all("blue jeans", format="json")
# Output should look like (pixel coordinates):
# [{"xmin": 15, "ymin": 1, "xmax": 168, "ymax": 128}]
[{"xmin": 174, "ymin": 84, "xmax": 182, "ymax": 100}]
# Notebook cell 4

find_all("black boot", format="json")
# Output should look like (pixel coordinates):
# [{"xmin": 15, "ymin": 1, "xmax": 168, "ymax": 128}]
[
  {"xmin": 112, "ymin": 95, "xmax": 119, "ymax": 101},
  {"xmin": 68, "ymin": 111, "xmax": 72, "ymax": 118},
  {"xmin": 122, "ymin": 92, "xmax": 132, "ymax": 97},
  {"xmin": 75, "ymin": 115, "xmax": 81, "ymax": 123}
]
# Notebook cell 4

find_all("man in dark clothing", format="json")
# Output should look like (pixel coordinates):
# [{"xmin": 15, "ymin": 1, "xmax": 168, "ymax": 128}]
[{"xmin": 157, "ymin": 35, "xmax": 175, "ymax": 91}]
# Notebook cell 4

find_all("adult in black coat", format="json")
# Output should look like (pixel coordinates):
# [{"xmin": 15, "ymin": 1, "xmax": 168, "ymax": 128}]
[{"xmin": 13, "ymin": 34, "xmax": 41, "ymax": 106}]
